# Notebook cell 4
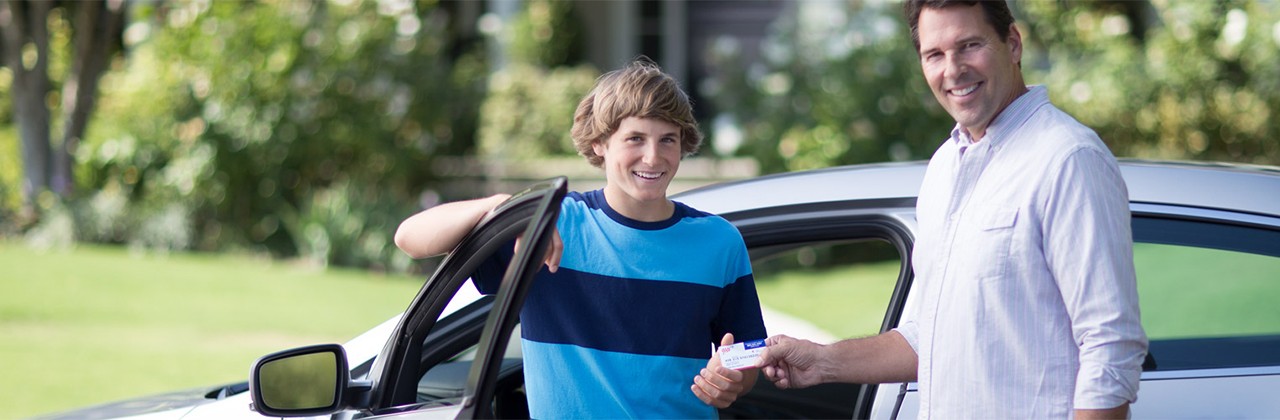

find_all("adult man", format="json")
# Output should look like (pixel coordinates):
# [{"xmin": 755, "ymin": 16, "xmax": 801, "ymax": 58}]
[
  {"xmin": 395, "ymin": 59, "xmax": 765, "ymax": 418},
  {"xmin": 756, "ymin": 1, "xmax": 1148, "ymax": 418}
]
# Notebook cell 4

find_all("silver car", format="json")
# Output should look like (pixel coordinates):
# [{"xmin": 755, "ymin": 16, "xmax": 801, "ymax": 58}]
[{"xmin": 40, "ymin": 159, "xmax": 1280, "ymax": 419}]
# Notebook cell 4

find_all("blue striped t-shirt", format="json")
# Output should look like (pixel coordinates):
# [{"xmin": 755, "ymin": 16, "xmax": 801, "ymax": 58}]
[{"xmin": 476, "ymin": 189, "xmax": 767, "ymax": 419}]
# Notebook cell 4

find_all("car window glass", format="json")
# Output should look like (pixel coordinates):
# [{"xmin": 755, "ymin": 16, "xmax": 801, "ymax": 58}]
[
  {"xmin": 1135, "ymin": 242, "xmax": 1280, "ymax": 371},
  {"xmin": 438, "ymin": 279, "xmax": 484, "ymax": 321},
  {"xmin": 414, "ymin": 274, "xmax": 527, "ymax": 414},
  {"xmin": 1134, "ymin": 218, "xmax": 1280, "ymax": 371},
  {"xmin": 414, "ymin": 279, "xmax": 502, "ymax": 404},
  {"xmin": 751, "ymin": 239, "xmax": 902, "ymax": 342}
]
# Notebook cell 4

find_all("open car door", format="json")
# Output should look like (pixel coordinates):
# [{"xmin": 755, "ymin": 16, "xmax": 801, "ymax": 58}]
[{"xmin": 250, "ymin": 177, "xmax": 566, "ymax": 419}]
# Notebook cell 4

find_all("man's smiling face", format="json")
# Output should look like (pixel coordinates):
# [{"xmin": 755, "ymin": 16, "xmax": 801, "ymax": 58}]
[{"xmin": 917, "ymin": 3, "xmax": 1025, "ymax": 140}]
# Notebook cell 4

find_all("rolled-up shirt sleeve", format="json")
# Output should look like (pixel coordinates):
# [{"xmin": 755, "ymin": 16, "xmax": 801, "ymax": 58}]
[
  {"xmin": 893, "ymin": 319, "xmax": 920, "ymax": 355},
  {"xmin": 1042, "ymin": 147, "xmax": 1148, "ymax": 409}
]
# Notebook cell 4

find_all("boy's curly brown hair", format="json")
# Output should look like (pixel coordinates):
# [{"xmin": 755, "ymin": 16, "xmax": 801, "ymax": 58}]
[{"xmin": 570, "ymin": 58, "xmax": 703, "ymax": 168}]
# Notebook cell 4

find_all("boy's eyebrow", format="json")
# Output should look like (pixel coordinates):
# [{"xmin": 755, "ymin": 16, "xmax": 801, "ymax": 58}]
[{"xmin": 622, "ymin": 129, "xmax": 681, "ymax": 137}]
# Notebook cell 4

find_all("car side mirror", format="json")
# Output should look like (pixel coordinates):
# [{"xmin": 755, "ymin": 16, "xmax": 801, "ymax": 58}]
[{"xmin": 250, "ymin": 343, "xmax": 357, "ymax": 417}]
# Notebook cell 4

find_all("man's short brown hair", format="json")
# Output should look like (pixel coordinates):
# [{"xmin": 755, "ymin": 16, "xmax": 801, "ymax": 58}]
[
  {"xmin": 903, "ymin": 0, "xmax": 1016, "ymax": 53},
  {"xmin": 570, "ymin": 58, "xmax": 703, "ymax": 168}
]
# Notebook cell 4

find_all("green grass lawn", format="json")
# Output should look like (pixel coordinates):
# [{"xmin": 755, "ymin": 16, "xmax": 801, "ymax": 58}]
[
  {"xmin": 755, "ymin": 260, "xmax": 902, "ymax": 340},
  {"xmin": 0, "ymin": 241, "xmax": 426, "ymax": 419}
]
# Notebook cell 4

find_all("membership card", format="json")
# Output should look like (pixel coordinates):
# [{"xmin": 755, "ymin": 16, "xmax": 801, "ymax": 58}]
[{"xmin": 717, "ymin": 339, "xmax": 766, "ymax": 370}]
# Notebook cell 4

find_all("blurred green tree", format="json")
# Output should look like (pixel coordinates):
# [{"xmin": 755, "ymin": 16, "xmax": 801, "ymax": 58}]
[
  {"xmin": 477, "ymin": 0, "xmax": 596, "ymax": 164},
  {"xmin": 1022, "ymin": 0, "xmax": 1280, "ymax": 164},
  {"xmin": 703, "ymin": 0, "xmax": 1280, "ymax": 174},
  {"xmin": 702, "ymin": 1, "xmax": 953, "ymax": 174},
  {"xmin": 67, "ymin": 0, "xmax": 487, "ymax": 270},
  {"xmin": 0, "ymin": 0, "xmax": 127, "ymax": 220}
]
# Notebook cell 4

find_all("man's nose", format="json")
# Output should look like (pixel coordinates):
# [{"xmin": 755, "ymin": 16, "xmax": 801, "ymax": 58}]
[{"xmin": 944, "ymin": 52, "xmax": 967, "ymax": 79}]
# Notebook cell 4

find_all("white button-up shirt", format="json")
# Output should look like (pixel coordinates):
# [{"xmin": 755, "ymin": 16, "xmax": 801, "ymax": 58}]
[{"xmin": 896, "ymin": 86, "xmax": 1148, "ymax": 418}]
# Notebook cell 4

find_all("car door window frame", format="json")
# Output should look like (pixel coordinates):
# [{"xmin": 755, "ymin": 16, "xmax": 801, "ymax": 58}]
[
  {"xmin": 363, "ymin": 177, "xmax": 566, "ymax": 414},
  {"xmin": 1131, "ymin": 205, "xmax": 1280, "ymax": 374},
  {"xmin": 725, "ymin": 201, "xmax": 916, "ymax": 420}
]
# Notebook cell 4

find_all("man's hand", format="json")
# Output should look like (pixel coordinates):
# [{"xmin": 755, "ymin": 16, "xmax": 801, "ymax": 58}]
[
  {"xmin": 758, "ymin": 334, "xmax": 827, "ymax": 389},
  {"xmin": 692, "ymin": 333, "xmax": 758, "ymax": 408}
]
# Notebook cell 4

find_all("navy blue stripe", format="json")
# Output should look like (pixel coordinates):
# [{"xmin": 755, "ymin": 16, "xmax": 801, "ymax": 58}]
[
  {"xmin": 473, "ymin": 240, "xmax": 515, "ymax": 295},
  {"xmin": 521, "ymin": 267, "xmax": 735, "ymax": 359},
  {"xmin": 715, "ymin": 274, "xmax": 769, "ymax": 342}
]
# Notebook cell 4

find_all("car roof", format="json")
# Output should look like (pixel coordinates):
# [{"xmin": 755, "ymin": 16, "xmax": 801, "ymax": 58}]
[
  {"xmin": 673, "ymin": 161, "xmax": 927, "ymax": 215},
  {"xmin": 673, "ymin": 159, "xmax": 1280, "ymax": 218},
  {"xmin": 1119, "ymin": 159, "xmax": 1280, "ymax": 218}
]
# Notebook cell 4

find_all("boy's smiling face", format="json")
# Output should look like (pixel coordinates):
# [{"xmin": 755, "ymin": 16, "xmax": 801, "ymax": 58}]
[{"xmin": 593, "ymin": 116, "xmax": 682, "ymax": 221}]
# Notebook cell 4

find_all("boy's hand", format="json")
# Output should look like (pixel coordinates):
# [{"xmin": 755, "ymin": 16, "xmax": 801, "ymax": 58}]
[
  {"xmin": 543, "ymin": 229, "xmax": 562, "ymax": 272},
  {"xmin": 692, "ymin": 333, "xmax": 758, "ymax": 408},
  {"xmin": 513, "ymin": 229, "xmax": 563, "ymax": 273}
]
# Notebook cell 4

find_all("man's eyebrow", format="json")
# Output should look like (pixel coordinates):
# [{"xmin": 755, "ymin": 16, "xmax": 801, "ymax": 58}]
[
  {"xmin": 920, "ymin": 34, "xmax": 987, "ymax": 56},
  {"xmin": 957, "ymin": 35, "xmax": 986, "ymax": 46}
]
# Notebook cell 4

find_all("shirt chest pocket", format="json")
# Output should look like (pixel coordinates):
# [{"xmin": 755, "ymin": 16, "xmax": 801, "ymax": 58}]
[{"xmin": 959, "ymin": 206, "xmax": 1019, "ymax": 280}]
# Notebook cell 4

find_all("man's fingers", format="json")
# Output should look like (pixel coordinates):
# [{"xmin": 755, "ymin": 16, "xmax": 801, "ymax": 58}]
[{"xmin": 762, "ymin": 360, "xmax": 791, "ymax": 388}]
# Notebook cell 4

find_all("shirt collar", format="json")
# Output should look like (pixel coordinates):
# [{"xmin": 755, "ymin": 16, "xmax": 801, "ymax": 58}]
[{"xmin": 947, "ymin": 85, "xmax": 1049, "ymax": 149}]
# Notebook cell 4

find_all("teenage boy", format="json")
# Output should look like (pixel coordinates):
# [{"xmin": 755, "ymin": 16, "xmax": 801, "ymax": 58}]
[{"xmin": 394, "ymin": 59, "xmax": 767, "ymax": 418}]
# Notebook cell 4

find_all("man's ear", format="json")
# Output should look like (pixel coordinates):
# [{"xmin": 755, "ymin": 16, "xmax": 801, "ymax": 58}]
[{"xmin": 1008, "ymin": 23, "xmax": 1023, "ymax": 65}]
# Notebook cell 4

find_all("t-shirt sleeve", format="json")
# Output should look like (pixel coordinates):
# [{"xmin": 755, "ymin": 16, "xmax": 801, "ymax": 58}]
[
  {"xmin": 472, "ymin": 239, "xmax": 515, "ymax": 295},
  {"xmin": 713, "ymin": 235, "xmax": 768, "ymax": 343}
]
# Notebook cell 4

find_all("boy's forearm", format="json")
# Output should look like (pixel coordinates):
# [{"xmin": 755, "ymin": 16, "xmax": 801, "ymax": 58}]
[{"xmin": 394, "ymin": 194, "xmax": 510, "ymax": 258}]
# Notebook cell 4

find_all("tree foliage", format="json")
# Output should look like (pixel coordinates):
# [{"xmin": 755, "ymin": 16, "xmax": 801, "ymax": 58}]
[
  {"xmin": 1022, "ymin": 0, "xmax": 1280, "ymax": 164},
  {"xmin": 702, "ymin": 1, "xmax": 953, "ymax": 173},
  {"xmin": 0, "ymin": 0, "xmax": 127, "ymax": 217},
  {"xmin": 477, "ymin": 0, "xmax": 595, "ymax": 163},
  {"xmin": 703, "ymin": 0, "xmax": 1280, "ymax": 174},
  {"xmin": 59, "ymin": 0, "xmax": 487, "ymax": 270}
]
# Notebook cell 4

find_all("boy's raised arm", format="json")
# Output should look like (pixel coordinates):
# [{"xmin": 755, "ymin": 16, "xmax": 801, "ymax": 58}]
[{"xmin": 394, "ymin": 194, "xmax": 511, "ymax": 259}]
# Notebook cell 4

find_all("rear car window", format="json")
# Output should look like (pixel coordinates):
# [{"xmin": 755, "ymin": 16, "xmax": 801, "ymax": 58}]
[{"xmin": 1133, "ymin": 217, "xmax": 1280, "ymax": 371}]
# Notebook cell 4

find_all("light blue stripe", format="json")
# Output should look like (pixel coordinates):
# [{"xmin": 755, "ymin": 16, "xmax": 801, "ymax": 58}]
[
  {"xmin": 557, "ymin": 200, "xmax": 751, "ymax": 287},
  {"xmin": 522, "ymin": 340, "xmax": 716, "ymax": 419}
]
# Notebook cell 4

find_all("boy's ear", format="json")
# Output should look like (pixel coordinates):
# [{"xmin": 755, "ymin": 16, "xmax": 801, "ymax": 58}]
[{"xmin": 591, "ymin": 140, "xmax": 606, "ymax": 157}]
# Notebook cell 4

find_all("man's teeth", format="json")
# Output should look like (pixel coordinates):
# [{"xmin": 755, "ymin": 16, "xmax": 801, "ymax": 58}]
[
  {"xmin": 634, "ymin": 171, "xmax": 662, "ymax": 179},
  {"xmin": 951, "ymin": 85, "xmax": 978, "ymax": 96}
]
